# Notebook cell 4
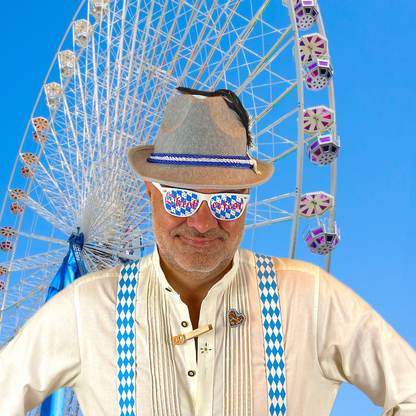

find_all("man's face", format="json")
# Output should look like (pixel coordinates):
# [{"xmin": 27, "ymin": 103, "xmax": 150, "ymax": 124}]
[{"xmin": 145, "ymin": 181, "xmax": 248, "ymax": 279}]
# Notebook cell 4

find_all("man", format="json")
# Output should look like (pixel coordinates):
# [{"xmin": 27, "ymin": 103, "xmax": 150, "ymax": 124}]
[{"xmin": 1, "ymin": 87, "xmax": 416, "ymax": 416}]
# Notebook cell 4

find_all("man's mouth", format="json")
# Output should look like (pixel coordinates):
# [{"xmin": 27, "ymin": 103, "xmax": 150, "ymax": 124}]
[{"xmin": 178, "ymin": 235, "xmax": 221, "ymax": 246}]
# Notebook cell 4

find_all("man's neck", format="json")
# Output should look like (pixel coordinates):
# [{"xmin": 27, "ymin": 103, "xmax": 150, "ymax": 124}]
[{"xmin": 158, "ymin": 250, "xmax": 234, "ymax": 328}]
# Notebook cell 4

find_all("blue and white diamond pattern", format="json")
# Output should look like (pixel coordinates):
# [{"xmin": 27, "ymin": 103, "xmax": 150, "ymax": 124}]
[
  {"xmin": 117, "ymin": 260, "xmax": 139, "ymax": 416},
  {"xmin": 211, "ymin": 195, "xmax": 243, "ymax": 220},
  {"xmin": 165, "ymin": 189, "xmax": 199, "ymax": 216},
  {"xmin": 255, "ymin": 254, "xmax": 286, "ymax": 416}
]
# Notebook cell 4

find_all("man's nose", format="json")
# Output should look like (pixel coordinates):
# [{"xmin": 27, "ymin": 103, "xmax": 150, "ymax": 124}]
[{"xmin": 186, "ymin": 201, "xmax": 218, "ymax": 233}]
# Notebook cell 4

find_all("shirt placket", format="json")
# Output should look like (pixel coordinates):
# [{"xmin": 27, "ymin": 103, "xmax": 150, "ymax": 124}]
[
  {"xmin": 167, "ymin": 289, "xmax": 199, "ymax": 413},
  {"xmin": 195, "ymin": 293, "xmax": 217, "ymax": 416},
  {"xmin": 165, "ymin": 287, "xmax": 218, "ymax": 416}
]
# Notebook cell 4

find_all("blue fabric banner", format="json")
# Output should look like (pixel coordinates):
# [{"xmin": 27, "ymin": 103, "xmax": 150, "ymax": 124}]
[{"xmin": 40, "ymin": 233, "xmax": 86, "ymax": 416}]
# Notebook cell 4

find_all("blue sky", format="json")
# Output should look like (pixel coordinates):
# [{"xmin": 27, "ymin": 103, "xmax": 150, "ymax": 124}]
[{"xmin": 1, "ymin": 0, "xmax": 415, "ymax": 414}]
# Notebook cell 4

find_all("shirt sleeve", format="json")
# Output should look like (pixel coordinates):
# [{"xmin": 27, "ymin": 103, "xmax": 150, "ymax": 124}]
[
  {"xmin": 0, "ymin": 282, "xmax": 81, "ymax": 415},
  {"xmin": 316, "ymin": 268, "xmax": 416, "ymax": 415}
]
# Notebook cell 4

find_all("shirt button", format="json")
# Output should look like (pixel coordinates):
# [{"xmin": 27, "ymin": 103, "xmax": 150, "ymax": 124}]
[
  {"xmin": 187, "ymin": 370, "xmax": 196, "ymax": 377},
  {"xmin": 181, "ymin": 321, "xmax": 189, "ymax": 328}
]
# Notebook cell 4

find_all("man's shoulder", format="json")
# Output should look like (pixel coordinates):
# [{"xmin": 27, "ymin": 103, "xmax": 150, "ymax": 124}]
[
  {"xmin": 74, "ymin": 262, "xmax": 127, "ymax": 290},
  {"xmin": 238, "ymin": 248, "xmax": 320, "ymax": 277}
]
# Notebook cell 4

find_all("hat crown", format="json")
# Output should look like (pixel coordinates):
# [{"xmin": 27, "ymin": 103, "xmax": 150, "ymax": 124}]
[{"xmin": 154, "ymin": 94, "xmax": 247, "ymax": 156}]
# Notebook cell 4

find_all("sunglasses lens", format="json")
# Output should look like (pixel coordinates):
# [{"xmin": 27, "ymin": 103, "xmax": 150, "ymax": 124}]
[
  {"xmin": 210, "ymin": 195, "xmax": 246, "ymax": 220},
  {"xmin": 164, "ymin": 189, "xmax": 200, "ymax": 217}
]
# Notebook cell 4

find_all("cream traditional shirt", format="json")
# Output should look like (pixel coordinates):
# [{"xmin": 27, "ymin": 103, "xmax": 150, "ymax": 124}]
[{"xmin": 1, "ymin": 248, "xmax": 416, "ymax": 415}]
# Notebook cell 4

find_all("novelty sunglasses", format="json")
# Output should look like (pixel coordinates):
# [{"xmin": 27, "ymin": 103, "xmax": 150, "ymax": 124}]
[{"xmin": 152, "ymin": 182, "xmax": 250, "ymax": 221}]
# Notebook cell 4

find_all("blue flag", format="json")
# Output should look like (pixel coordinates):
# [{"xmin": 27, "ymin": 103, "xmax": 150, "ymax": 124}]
[{"xmin": 40, "ymin": 232, "xmax": 86, "ymax": 416}]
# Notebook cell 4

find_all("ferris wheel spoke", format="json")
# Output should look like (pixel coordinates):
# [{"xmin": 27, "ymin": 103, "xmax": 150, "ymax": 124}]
[
  {"xmin": 137, "ymin": 0, "xmax": 208, "ymax": 145},
  {"xmin": 83, "ymin": 178, "xmax": 148, "ymax": 243},
  {"xmin": 189, "ymin": 0, "xmax": 241, "ymax": 89},
  {"xmin": 15, "ymin": 231, "xmax": 68, "ymax": 246},
  {"xmin": 84, "ymin": 244, "xmax": 146, "ymax": 262},
  {"xmin": 266, "ymin": 129, "xmax": 323, "ymax": 163},
  {"xmin": 116, "ymin": 226, "xmax": 153, "ymax": 246},
  {"xmin": 255, "ymin": 107, "xmax": 298, "ymax": 139},
  {"xmin": 1, "ymin": 286, "xmax": 47, "ymax": 325},
  {"xmin": 245, "ymin": 193, "xmax": 295, "ymax": 228},
  {"xmin": 252, "ymin": 81, "xmax": 297, "ymax": 124},
  {"xmin": 121, "ymin": 2, "xmax": 173, "ymax": 149},
  {"xmin": 24, "ymin": 197, "xmax": 73, "ymax": 235},
  {"xmin": 200, "ymin": 0, "xmax": 272, "ymax": 90},
  {"xmin": 123, "ymin": 205, "xmax": 152, "ymax": 234},
  {"xmin": 1, "ymin": 286, "xmax": 48, "ymax": 347},
  {"xmin": 87, "ymin": 204, "xmax": 151, "ymax": 245},
  {"xmin": 46, "ymin": 127, "xmax": 83, "ymax": 198},
  {"xmin": 1, "ymin": 248, "xmax": 67, "ymax": 272},
  {"xmin": 174, "ymin": 0, "xmax": 225, "ymax": 87},
  {"xmin": 0, "ymin": 264, "xmax": 59, "ymax": 340},
  {"xmin": 26, "ymin": 162, "xmax": 78, "ymax": 227},
  {"xmin": 103, "ymin": 4, "xmax": 137, "ymax": 172},
  {"xmin": 59, "ymin": 83, "xmax": 92, "ymax": 202},
  {"xmin": 83, "ymin": 246, "xmax": 133, "ymax": 268},
  {"xmin": 96, "ymin": 7, "xmax": 156, "ymax": 197},
  {"xmin": 236, "ymin": 25, "xmax": 293, "ymax": 95},
  {"xmin": 133, "ymin": 0, "xmax": 216, "ymax": 140}
]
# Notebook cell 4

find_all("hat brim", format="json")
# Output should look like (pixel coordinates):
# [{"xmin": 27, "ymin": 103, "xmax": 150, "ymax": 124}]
[{"xmin": 127, "ymin": 146, "xmax": 274, "ymax": 190}]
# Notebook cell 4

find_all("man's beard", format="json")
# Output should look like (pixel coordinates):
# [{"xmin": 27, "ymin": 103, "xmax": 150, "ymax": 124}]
[{"xmin": 157, "ymin": 223, "xmax": 243, "ymax": 278}]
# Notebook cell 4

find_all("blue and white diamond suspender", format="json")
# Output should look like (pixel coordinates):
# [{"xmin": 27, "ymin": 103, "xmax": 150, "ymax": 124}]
[
  {"xmin": 255, "ymin": 254, "xmax": 287, "ymax": 416},
  {"xmin": 116, "ymin": 256, "xmax": 285, "ymax": 416},
  {"xmin": 117, "ymin": 261, "xmax": 139, "ymax": 416}
]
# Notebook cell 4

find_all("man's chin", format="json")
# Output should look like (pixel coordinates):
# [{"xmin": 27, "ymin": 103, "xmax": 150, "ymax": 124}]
[{"xmin": 173, "ymin": 253, "xmax": 223, "ymax": 274}]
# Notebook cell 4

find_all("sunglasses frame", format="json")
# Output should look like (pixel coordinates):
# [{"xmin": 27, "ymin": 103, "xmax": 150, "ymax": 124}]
[{"xmin": 152, "ymin": 182, "xmax": 250, "ymax": 221}]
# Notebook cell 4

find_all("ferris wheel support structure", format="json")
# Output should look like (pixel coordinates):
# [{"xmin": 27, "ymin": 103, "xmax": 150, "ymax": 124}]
[
  {"xmin": 287, "ymin": 0, "xmax": 305, "ymax": 262},
  {"xmin": 286, "ymin": 0, "xmax": 337, "ymax": 272},
  {"xmin": 316, "ymin": 11, "xmax": 337, "ymax": 273}
]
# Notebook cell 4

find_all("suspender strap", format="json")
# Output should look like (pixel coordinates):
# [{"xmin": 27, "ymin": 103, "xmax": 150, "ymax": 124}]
[
  {"xmin": 255, "ymin": 254, "xmax": 287, "ymax": 416},
  {"xmin": 117, "ymin": 261, "xmax": 140, "ymax": 416}
]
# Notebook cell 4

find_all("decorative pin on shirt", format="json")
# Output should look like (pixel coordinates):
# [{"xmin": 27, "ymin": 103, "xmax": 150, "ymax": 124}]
[
  {"xmin": 172, "ymin": 324, "xmax": 213, "ymax": 346},
  {"xmin": 227, "ymin": 309, "xmax": 246, "ymax": 328},
  {"xmin": 200, "ymin": 342, "xmax": 212, "ymax": 355}
]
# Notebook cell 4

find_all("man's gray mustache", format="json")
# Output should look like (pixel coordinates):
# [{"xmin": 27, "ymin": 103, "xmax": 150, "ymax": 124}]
[{"xmin": 172, "ymin": 225, "xmax": 229, "ymax": 240}]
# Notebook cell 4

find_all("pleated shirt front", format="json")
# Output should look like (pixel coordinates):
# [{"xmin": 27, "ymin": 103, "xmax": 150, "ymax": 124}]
[{"xmin": 1, "ymin": 248, "xmax": 416, "ymax": 416}]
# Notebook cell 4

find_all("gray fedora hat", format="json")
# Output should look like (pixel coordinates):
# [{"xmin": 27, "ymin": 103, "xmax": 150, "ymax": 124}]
[{"xmin": 127, "ymin": 89, "xmax": 274, "ymax": 189}]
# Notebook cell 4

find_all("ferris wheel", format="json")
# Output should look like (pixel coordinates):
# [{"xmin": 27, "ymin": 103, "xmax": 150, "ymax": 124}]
[{"xmin": 0, "ymin": 0, "xmax": 339, "ymax": 414}]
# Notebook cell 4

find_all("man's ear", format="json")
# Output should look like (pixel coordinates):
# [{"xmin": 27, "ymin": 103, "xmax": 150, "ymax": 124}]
[{"xmin": 144, "ymin": 181, "xmax": 153, "ymax": 199}]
